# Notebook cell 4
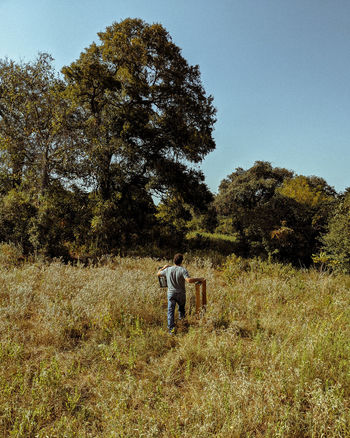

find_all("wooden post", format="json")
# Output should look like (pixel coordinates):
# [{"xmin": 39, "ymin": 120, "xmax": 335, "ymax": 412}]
[
  {"xmin": 202, "ymin": 280, "xmax": 207, "ymax": 310},
  {"xmin": 195, "ymin": 282, "xmax": 201, "ymax": 315},
  {"xmin": 195, "ymin": 280, "xmax": 207, "ymax": 316}
]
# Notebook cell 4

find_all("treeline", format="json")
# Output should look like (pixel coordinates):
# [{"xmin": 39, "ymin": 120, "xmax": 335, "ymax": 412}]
[
  {"xmin": 212, "ymin": 161, "xmax": 350, "ymax": 271},
  {"xmin": 0, "ymin": 19, "xmax": 349, "ymax": 271}
]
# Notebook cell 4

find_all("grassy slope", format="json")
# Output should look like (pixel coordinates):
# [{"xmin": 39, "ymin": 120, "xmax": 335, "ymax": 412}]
[{"xmin": 1, "ymin": 257, "xmax": 350, "ymax": 437}]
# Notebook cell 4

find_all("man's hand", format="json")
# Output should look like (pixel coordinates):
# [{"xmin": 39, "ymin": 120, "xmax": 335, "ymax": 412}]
[{"xmin": 157, "ymin": 264, "xmax": 170, "ymax": 276}]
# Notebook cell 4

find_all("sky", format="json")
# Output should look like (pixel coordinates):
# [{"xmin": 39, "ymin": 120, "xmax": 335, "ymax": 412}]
[{"xmin": 0, "ymin": 0, "xmax": 349, "ymax": 193}]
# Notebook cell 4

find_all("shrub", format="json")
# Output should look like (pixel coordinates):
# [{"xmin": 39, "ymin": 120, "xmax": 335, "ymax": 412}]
[{"xmin": 0, "ymin": 242, "xmax": 24, "ymax": 267}]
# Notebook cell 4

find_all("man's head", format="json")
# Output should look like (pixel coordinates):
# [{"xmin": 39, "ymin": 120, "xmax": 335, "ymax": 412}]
[{"xmin": 173, "ymin": 253, "xmax": 183, "ymax": 266}]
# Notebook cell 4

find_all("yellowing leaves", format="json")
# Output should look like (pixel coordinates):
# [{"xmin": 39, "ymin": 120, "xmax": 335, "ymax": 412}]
[
  {"xmin": 271, "ymin": 221, "xmax": 294, "ymax": 247},
  {"xmin": 278, "ymin": 175, "xmax": 331, "ymax": 207}
]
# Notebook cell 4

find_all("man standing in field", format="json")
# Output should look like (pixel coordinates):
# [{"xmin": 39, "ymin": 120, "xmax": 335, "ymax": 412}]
[{"xmin": 157, "ymin": 253, "xmax": 205, "ymax": 334}]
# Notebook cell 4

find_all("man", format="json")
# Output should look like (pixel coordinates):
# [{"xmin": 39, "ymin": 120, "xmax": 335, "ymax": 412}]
[{"xmin": 157, "ymin": 253, "xmax": 205, "ymax": 334}]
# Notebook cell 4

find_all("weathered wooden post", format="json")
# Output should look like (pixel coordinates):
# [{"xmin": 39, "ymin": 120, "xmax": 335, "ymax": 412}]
[
  {"xmin": 195, "ymin": 280, "xmax": 207, "ymax": 316},
  {"xmin": 202, "ymin": 279, "xmax": 207, "ymax": 309}
]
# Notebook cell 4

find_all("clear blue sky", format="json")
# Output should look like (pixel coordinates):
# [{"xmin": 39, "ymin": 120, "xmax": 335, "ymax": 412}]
[{"xmin": 1, "ymin": 0, "xmax": 349, "ymax": 193}]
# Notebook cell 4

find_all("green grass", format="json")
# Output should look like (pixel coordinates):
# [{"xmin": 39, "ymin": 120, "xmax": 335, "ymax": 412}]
[
  {"xmin": 186, "ymin": 231, "xmax": 239, "ymax": 243},
  {"xmin": 1, "ymin": 255, "xmax": 350, "ymax": 436}
]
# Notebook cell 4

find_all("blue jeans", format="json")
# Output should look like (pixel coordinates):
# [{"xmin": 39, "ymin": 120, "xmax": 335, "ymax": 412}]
[{"xmin": 167, "ymin": 292, "xmax": 186, "ymax": 332}]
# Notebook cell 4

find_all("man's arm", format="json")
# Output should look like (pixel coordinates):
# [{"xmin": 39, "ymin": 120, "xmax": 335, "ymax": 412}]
[
  {"xmin": 157, "ymin": 264, "xmax": 170, "ymax": 276},
  {"xmin": 185, "ymin": 277, "xmax": 205, "ymax": 284}
]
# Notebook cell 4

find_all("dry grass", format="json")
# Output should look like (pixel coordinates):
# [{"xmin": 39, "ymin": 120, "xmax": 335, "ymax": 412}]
[{"xmin": 1, "ymin": 254, "xmax": 350, "ymax": 437}]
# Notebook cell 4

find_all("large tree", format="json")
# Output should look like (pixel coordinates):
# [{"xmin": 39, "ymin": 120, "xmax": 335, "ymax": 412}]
[
  {"xmin": 0, "ymin": 53, "xmax": 78, "ymax": 193},
  {"xmin": 62, "ymin": 18, "xmax": 216, "ymax": 250}
]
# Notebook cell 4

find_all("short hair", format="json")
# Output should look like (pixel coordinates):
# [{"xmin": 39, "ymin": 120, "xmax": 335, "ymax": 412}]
[{"xmin": 173, "ymin": 253, "xmax": 183, "ymax": 265}]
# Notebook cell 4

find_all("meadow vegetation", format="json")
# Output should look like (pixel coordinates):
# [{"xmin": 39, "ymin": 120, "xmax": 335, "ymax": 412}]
[{"xmin": 1, "ymin": 250, "xmax": 350, "ymax": 437}]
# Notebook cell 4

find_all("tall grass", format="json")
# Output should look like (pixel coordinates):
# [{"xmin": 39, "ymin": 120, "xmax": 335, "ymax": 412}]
[{"xmin": 1, "ymin": 254, "xmax": 350, "ymax": 436}]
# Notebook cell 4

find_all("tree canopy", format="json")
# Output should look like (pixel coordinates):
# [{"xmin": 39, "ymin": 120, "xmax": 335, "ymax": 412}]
[
  {"xmin": 0, "ymin": 53, "xmax": 77, "ymax": 193},
  {"xmin": 214, "ymin": 161, "xmax": 337, "ymax": 265},
  {"xmin": 62, "ymin": 18, "xmax": 216, "ymax": 201}
]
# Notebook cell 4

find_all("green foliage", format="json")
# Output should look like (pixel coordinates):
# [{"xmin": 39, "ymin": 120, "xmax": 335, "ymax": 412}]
[
  {"xmin": 186, "ymin": 231, "xmax": 241, "ymax": 261},
  {"xmin": 0, "ymin": 242, "xmax": 24, "ymax": 267},
  {"xmin": 0, "ymin": 53, "xmax": 80, "ymax": 193},
  {"xmin": 28, "ymin": 184, "xmax": 85, "ymax": 259},
  {"xmin": 0, "ymin": 21, "xmax": 348, "ymax": 267},
  {"xmin": 62, "ymin": 17, "xmax": 215, "ymax": 216},
  {"xmin": 215, "ymin": 161, "xmax": 293, "ymax": 257},
  {"xmin": 311, "ymin": 251, "xmax": 340, "ymax": 272},
  {"xmin": 215, "ymin": 161, "xmax": 337, "ymax": 265},
  {"xmin": 278, "ymin": 175, "xmax": 335, "ymax": 207},
  {"xmin": 89, "ymin": 187, "xmax": 157, "ymax": 256},
  {"xmin": 157, "ymin": 195, "xmax": 191, "ymax": 233},
  {"xmin": 275, "ymin": 175, "xmax": 337, "ymax": 264},
  {"xmin": 320, "ymin": 190, "xmax": 350, "ymax": 273},
  {"xmin": 0, "ymin": 183, "xmax": 92, "ymax": 259},
  {"xmin": 0, "ymin": 19, "xmax": 216, "ymax": 257},
  {"xmin": 187, "ymin": 205, "xmax": 218, "ymax": 234},
  {"xmin": 0, "ymin": 188, "xmax": 36, "ymax": 251}
]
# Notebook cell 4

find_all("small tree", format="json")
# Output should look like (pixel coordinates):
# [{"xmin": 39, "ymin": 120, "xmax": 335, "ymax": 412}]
[{"xmin": 214, "ymin": 161, "xmax": 293, "ymax": 258}]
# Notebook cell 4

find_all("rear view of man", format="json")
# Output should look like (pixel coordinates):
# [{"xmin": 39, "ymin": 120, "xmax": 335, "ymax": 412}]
[{"xmin": 157, "ymin": 253, "xmax": 205, "ymax": 334}]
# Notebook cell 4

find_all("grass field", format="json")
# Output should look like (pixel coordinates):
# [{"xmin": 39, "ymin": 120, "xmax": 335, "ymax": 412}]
[{"xmin": 1, "ymin": 254, "xmax": 350, "ymax": 437}]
